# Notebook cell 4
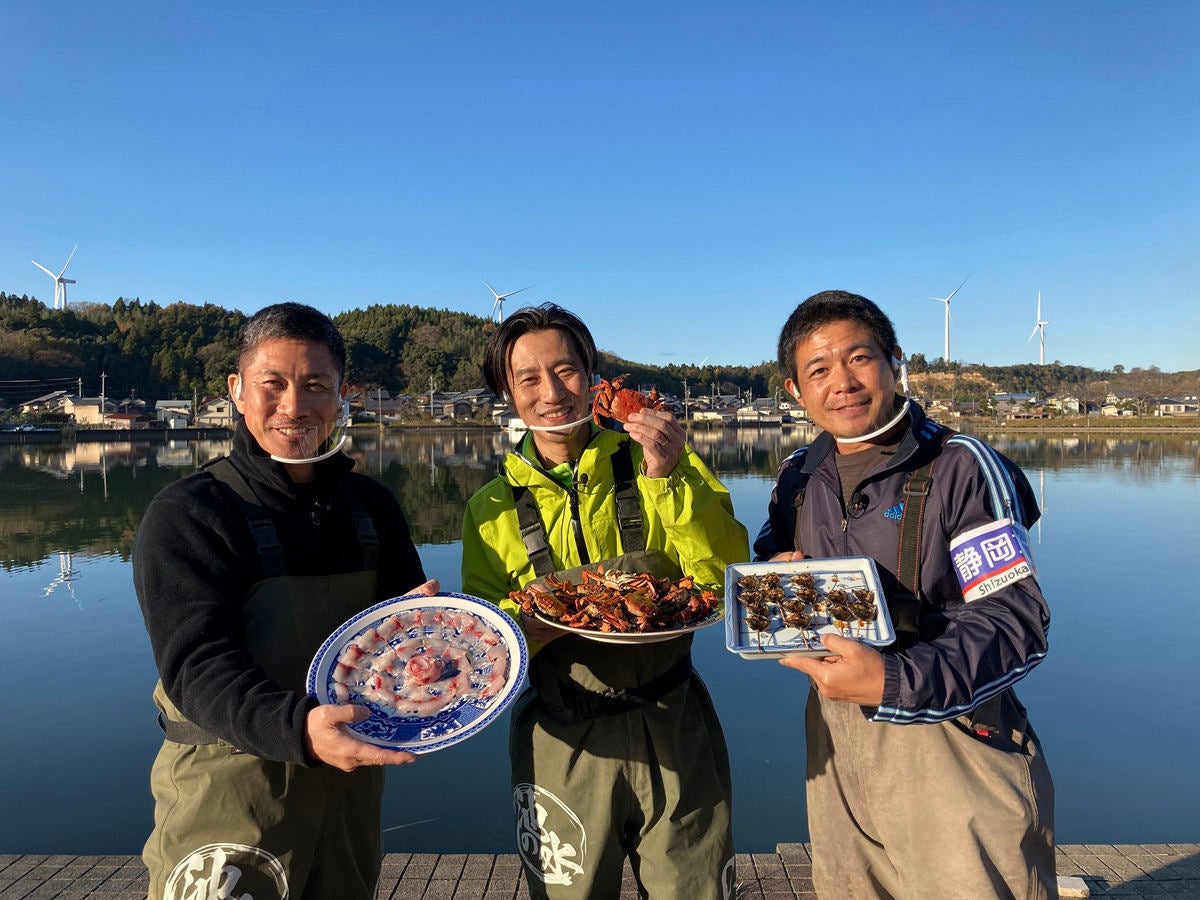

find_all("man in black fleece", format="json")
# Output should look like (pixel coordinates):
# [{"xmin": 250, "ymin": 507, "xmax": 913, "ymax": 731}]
[{"xmin": 135, "ymin": 303, "xmax": 434, "ymax": 899}]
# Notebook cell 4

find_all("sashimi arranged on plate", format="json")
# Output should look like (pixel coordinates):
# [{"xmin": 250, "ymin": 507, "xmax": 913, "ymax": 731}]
[{"xmin": 307, "ymin": 592, "xmax": 527, "ymax": 753}]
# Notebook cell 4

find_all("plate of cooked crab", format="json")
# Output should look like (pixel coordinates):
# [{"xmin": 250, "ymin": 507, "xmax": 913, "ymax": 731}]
[
  {"xmin": 724, "ymin": 558, "xmax": 896, "ymax": 658},
  {"xmin": 509, "ymin": 565, "xmax": 724, "ymax": 644}
]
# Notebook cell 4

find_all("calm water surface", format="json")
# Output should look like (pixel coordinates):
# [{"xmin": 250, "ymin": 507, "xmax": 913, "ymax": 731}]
[{"xmin": 1, "ymin": 426, "xmax": 1197, "ymax": 853}]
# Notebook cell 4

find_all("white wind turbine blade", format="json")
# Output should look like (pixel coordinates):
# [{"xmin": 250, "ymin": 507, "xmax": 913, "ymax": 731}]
[
  {"xmin": 58, "ymin": 245, "xmax": 78, "ymax": 278},
  {"xmin": 485, "ymin": 281, "xmax": 534, "ymax": 323},
  {"xmin": 927, "ymin": 296, "xmax": 954, "ymax": 325},
  {"xmin": 500, "ymin": 285, "xmax": 533, "ymax": 301},
  {"xmin": 924, "ymin": 276, "xmax": 969, "ymax": 304},
  {"xmin": 31, "ymin": 260, "xmax": 56, "ymax": 278},
  {"xmin": 486, "ymin": 282, "xmax": 534, "ymax": 302},
  {"xmin": 943, "ymin": 276, "xmax": 969, "ymax": 304},
  {"xmin": 1028, "ymin": 322, "xmax": 1040, "ymax": 342}
]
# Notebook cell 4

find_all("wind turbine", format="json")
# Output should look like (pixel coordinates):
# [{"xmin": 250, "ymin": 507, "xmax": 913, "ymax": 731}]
[
  {"xmin": 926, "ymin": 277, "xmax": 968, "ymax": 363},
  {"xmin": 485, "ymin": 282, "xmax": 533, "ymax": 324},
  {"xmin": 31, "ymin": 245, "xmax": 78, "ymax": 310},
  {"xmin": 1027, "ymin": 291, "xmax": 1049, "ymax": 365}
]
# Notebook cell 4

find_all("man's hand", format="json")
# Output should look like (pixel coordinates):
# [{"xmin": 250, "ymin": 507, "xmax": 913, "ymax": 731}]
[
  {"xmin": 623, "ymin": 407, "xmax": 685, "ymax": 479},
  {"xmin": 305, "ymin": 704, "xmax": 417, "ymax": 772},
  {"xmin": 778, "ymin": 632, "xmax": 886, "ymax": 706},
  {"xmin": 407, "ymin": 578, "xmax": 441, "ymax": 598},
  {"xmin": 520, "ymin": 610, "xmax": 566, "ymax": 645}
]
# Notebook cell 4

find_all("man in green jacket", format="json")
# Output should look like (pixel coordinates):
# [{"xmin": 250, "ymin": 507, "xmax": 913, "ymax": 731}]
[{"xmin": 461, "ymin": 303, "xmax": 749, "ymax": 899}]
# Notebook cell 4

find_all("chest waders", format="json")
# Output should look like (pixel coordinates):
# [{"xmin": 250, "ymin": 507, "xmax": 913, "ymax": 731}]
[
  {"xmin": 144, "ymin": 457, "xmax": 386, "ymax": 900},
  {"xmin": 795, "ymin": 433, "xmax": 1056, "ymax": 898},
  {"xmin": 507, "ymin": 444, "xmax": 735, "ymax": 900}
]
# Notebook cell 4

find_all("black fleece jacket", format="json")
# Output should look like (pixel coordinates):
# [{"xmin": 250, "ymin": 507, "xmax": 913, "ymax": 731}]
[{"xmin": 134, "ymin": 422, "xmax": 426, "ymax": 762}]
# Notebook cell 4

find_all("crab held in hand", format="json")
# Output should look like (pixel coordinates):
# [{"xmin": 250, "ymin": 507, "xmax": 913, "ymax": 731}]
[{"xmin": 591, "ymin": 374, "xmax": 665, "ymax": 425}]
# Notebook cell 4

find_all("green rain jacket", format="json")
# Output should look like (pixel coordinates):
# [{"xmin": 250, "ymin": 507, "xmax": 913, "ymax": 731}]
[{"xmin": 461, "ymin": 427, "xmax": 749, "ymax": 620}]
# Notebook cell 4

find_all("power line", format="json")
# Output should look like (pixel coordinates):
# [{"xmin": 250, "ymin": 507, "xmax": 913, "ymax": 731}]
[{"xmin": 0, "ymin": 376, "xmax": 81, "ymax": 405}]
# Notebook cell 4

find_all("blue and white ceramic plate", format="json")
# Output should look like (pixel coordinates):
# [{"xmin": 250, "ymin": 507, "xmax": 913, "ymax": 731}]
[
  {"xmin": 307, "ymin": 592, "xmax": 528, "ymax": 753},
  {"xmin": 724, "ymin": 558, "xmax": 896, "ymax": 659}
]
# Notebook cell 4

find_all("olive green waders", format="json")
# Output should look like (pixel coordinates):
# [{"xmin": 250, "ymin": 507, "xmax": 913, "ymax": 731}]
[
  {"xmin": 806, "ymin": 687, "xmax": 1056, "ymax": 899},
  {"xmin": 144, "ymin": 571, "xmax": 384, "ymax": 900},
  {"xmin": 510, "ymin": 553, "xmax": 735, "ymax": 900}
]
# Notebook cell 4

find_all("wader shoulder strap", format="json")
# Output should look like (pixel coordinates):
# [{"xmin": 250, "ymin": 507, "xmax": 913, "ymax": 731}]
[
  {"xmin": 202, "ymin": 456, "xmax": 286, "ymax": 579},
  {"xmin": 341, "ymin": 486, "xmax": 380, "ymax": 572},
  {"xmin": 512, "ymin": 483, "xmax": 556, "ymax": 578},
  {"xmin": 894, "ymin": 427, "xmax": 956, "ymax": 597},
  {"xmin": 788, "ymin": 440, "xmax": 829, "ymax": 555},
  {"xmin": 509, "ymin": 443, "xmax": 646, "ymax": 577},
  {"xmin": 891, "ymin": 427, "xmax": 956, "ymax": 640},
  {"xmin": 611, "ymin": 442, "xmax": 644, "ymax": 553},
  {"xmin": 791, "ymin": 482, "xmax": 808, "ymax": 554},
  {"xmin": 894, "ymin": 458, "xmax": 936, "ymax": 599}
]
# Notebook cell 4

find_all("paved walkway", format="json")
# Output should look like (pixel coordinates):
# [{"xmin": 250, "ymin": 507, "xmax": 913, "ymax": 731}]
[{"xmin": 2, "ymin": 843, "xmax": 1197, "ymax": 898}]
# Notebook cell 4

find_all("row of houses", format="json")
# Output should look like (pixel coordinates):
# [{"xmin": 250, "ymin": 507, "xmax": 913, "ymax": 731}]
[
  {"xmin": 5, "ymin": 387, "xmax": 504, "ymax": 428},
  {"xmin": 6, "ymin": 391, "xmax": 237, "ymax": 429},
  {"xmin": 6, "ymin": 386, "xmax": 1198, "ymax": 430},
  {"xmin": 921, "ymin": 391, "xmax": 1195, "ymax": 422}
]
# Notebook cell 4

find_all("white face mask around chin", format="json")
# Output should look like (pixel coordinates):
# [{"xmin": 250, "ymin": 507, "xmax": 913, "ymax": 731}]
[
  {"xmin": 525, "ymin": 413, "xmax": 593, "ymax": 433},
  {"xmin": 834, "ymin": 399, "xmax": 911, "ymax": 444},
  {"xmin": 269, "ymin": 399, "xmax": 352, "ymax": 464}
]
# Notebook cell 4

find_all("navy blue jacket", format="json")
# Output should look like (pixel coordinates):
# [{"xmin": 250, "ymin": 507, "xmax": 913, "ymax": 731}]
[{"xmin": 753, "ymin": 404, "xmax": 1050, "ymax": 724}]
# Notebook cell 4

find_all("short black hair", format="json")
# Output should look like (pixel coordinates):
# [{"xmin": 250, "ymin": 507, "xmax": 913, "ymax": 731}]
[
  {"xmin": 482, "ymin": 303, "xmax": 597, "ymax": 398},
  {"xmin": 777, "ymin": 290, "xmax": 898, "ymax": 383},
  {"xmin": 237, "ymin": 302, "xmax": 346, "ymax": 381}
]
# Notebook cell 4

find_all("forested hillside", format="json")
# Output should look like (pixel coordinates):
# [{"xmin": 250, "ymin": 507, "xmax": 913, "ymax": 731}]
[
  {"xmin": 0, "ymin": 293, "xmax": 1194, "ymax": 409},
  {"xmin": 0, "ymin": 293, "xmax": 784, "ymax": 404}
]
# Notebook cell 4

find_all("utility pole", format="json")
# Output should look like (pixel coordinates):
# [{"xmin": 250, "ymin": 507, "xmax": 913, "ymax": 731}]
[{"xmin": 100, "ymin": 372, "xmax": 107, "ymax": 424}]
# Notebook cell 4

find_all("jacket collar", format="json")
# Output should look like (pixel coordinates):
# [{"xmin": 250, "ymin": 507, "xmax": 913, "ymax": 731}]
[{"xmin": 506, "ymin": 426, "xmax": 623, "ymax": 487}]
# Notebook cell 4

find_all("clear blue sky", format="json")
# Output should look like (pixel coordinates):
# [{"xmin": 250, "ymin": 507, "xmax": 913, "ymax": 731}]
[{"xmin": 3, "ymin": 1, "xmax": 1197, "ymax": 374}]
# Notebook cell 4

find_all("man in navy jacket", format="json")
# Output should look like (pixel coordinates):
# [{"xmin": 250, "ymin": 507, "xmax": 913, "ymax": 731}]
[{"xmin": 755, "ymin": 290, "xmax": 1055, "ymax": 898}]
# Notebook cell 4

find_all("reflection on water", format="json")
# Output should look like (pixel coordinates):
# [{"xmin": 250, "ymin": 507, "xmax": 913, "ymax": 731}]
[
  {"xmin": 5, "ymin": 426, "xmax": 1195, "ymax": 571},
  {"xmin": 1, "ymin": 426, "xmax": 1198, "ymax": 854}
]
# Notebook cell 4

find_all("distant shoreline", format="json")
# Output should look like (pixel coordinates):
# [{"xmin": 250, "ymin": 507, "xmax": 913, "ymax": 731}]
[
  {"xmin": 957, "ymin": 417, "xmax": 1200, "ymax": 436},
  {"xmin": 3, "ymin": 416, "xmax": 1198, "ymax": 445}
]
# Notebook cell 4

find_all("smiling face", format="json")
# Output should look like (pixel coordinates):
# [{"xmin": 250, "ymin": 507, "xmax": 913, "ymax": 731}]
[
  {"xmin": 228, "ymin": 337, "xmax": 348, "ymax": 480},
  {"xmin": 784, "ymin": 319, "xmax": 901, "ymax": 452},
  {"xmin": 506, "ymin": 327, "xmax": 592, "ymax": 465}
]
